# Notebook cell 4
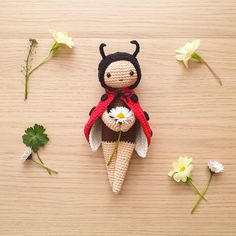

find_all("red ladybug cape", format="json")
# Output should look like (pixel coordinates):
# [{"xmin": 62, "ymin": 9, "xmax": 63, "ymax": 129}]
[{"xmin": 84, "ymin": 88, "xmax": 152, "ymax": 145}]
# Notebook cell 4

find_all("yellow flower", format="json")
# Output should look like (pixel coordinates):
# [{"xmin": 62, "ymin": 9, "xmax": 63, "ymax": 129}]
[
  {"xmin": 168, "ymin": 156, "xmax": 193, "ymax": 182},
  {"xmin": 49, "ymin": 29, "xmax": 74, "ymax": 48},
  {"xmin": 176, "ymin": 39, "xmax": 200, "ymax": 68}
]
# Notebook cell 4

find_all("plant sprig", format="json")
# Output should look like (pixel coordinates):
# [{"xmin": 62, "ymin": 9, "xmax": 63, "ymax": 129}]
[
  {"xmin": 21, "ymin": 124, "xmax": 58, "ymax": 175},
  {"xmin": 22, "ymin": 39, "xmax": 38, "ymax": 100},
  {"xmin": 21, "ymin": 30, "xmax": 74, "ymax": 100}
]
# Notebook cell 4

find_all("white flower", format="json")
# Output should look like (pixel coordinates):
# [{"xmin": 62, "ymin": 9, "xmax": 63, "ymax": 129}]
[
  {"xmin": 168, "ymin": 156, "xmax": 193, "ymax": 182},
  {"xmin": 49, "ymin": 29, "xmax": 74, "ymax": 48},
  {"xmin": 20, "ymin": 148, "xmax": 32, "ymax": 162},
  {"xmin": 109, "ymin": 106, "xmax": 133, "ymax": 124},
  {"xmin": 176, "ymin": 39, "xmax": 201, "ymax": 68},
  {"xmin": 208, "ymin": 160, "xmax": 224, "ymax": 173}
]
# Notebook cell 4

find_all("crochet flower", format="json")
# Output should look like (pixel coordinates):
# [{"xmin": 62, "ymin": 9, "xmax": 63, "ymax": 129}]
[
  {"xmin": 191, "ymin": 160, "xmax": 224, "ymax": 214},
  {"xmin": 208, "ymin": 160, "xmax": 224, "ymax": 173},
  {"xmin": 20, "ymin": 148, "xmax": 32, "ymax": 162},
  {"xmin": 169, "ymin": 156, "xmax": 206, "ymax": 200},
  {"xmin": 176, "ymin": 39, "xmax": 200, "ymax": 68},
  {"xmin": 176, "ymin": 39, "xmax": 222, "ymax": 86},
  {"xmin": 49, "ymin": 29, "xmax": 74, "ymax": 48},
  {"xmin": 109, "ymin": 106, "xmax": 133, "ymax": 124}
]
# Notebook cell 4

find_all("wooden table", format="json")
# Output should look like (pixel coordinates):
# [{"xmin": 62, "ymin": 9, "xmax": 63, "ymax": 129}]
[{"xmin": 0, "ymin": 1, "xmax": 236, "ymax": 235}]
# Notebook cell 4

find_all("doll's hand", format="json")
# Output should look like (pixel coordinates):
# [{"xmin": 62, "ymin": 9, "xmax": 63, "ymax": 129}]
[
  {"xmin": 101, "ymin": 111, "xmax": 121, "ymax": 132},
  {"xmin": 120, "ymin": 114, "xmax": 136, "ymax": 132}
]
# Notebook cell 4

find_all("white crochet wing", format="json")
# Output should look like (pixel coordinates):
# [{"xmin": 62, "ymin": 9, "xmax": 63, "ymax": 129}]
[
  {"xmin": 89, "ymin": 119, "xmax": 102, "ymax": 151},
  {"xmin": 135, "ymin": 125, "xmax": 148, "ymax": 158}
]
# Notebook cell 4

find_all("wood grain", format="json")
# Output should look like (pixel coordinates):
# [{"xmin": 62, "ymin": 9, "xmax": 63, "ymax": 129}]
[{"xmin": 0, "ymin": 1, "xmax": 236, "ymax": 235}]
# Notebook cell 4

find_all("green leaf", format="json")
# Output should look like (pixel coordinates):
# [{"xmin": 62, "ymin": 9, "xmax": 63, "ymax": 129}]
[{"xmin": 22, "ymin": 124, "xmax": 49, "ymax": 152}]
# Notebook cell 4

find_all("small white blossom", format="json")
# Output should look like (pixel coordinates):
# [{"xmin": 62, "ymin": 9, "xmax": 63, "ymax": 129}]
[
  {"xmin": 109, "ymin": 106, "xmax": 133, "ymax": 124},
  {"xmin": 20, "ymin": 148, "xmax": 32, "ymax": 162},
  {"xmin": 208, "ymin": 160, "xmax": 224, "ymax": 173}
]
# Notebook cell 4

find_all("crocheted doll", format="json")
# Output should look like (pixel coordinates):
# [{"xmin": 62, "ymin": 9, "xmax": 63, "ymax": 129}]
[{"xmin": 84, "ymin": 40, "xmax": 152, "ymax": 193}]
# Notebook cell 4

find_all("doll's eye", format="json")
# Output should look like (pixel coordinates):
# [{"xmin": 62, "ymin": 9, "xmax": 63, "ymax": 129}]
[
  {"xmin": 106, "ymin": 72, "xmax": 111, "ymax": 78},
  {"xmin": 130, "ymin": 70, "xmax": 134, "ymax": 76}
]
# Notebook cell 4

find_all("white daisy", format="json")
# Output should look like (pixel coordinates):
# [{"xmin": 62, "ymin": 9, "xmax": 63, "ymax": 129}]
[
  {"xmin": 208, "ymin": 160, "xmax": 224, "ymax": 173},
  {"xmin": 109, "ymin": 106, "xmax": 133, "ymax": 124},
  {"xmin": 20, "ymin": 148, "xmax": 32, "ymax": 162}
]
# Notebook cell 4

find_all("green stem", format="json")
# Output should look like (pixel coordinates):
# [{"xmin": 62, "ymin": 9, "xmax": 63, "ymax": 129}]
[
  {"xmin": 28, "ymin": 55, "xmax": 51, "ymax": 77},
  {"xmin": 24, "ymin": 40, "xmax": 35, "ymax": 100},
  {"xmin": 23, "ymin": 42, "xmax": 59, "ymax": 100},
  {"xmin": 24, "ymin": 39, "xmax": 37, "ymax": 100},
  {"xmin": 107, "ymin": 130, "xmax": 122, "ymax": 166},
  {"xmin": 36, "ymin": 152, "xmax": 51, "ymax": 175},
  {"xmin": 31, "ymin": 159, "xmax": 58, "ymax": 174},
  {"xmin": 24, "ymin": 74, "xmax": 29, "ymax": 100},
  {"xmin": 191, "ymin": 172, "xmax": 214, "ymax": 214},
  {"xmin": 202, "ymin": 60, "xmax": 223, "ymax": 86},
  {"xmin": 28, "ymin": 42, "xmax": 60, "ymax": 76},
  {"xmin": 187, "ymin": 178, "xmax": 207, "ymax": 201},
  {"xmin": 192, "ymin": 52, "xmax": 222, "ymax": 86},
  {"xmin": 189, "ymin": 181, "xmax": 207, "ymax": 201}
]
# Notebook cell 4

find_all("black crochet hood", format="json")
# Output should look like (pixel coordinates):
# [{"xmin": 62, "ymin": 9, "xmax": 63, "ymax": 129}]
[{"xmin": 98, "ymin": 41, "xmax": 142, "ymax": 90}]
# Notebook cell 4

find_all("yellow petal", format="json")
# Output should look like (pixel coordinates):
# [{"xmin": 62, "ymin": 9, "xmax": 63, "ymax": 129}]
[
  {"xmin": 176, "ymin": 40, "xmax": 201, "ymax": 67},
  {"xmin": 176, "ymin": 53, "xmax": 186, "ymax": 61},
  {"xmin": 173, "ymin": 172, "xmax": 187, "ymax": 182},
  {"xmin": 191, "ymin": 39, "xmax": 200, "ymax": 51},
  {"xmin": 168, "ymin": 170, "xmax": 175, "ymax": 177},
  {"xmin": 49, "ymin": 29, "xmax": 74, "ymax": 48},
  {"xmin": 184, "ymin": 164, "xmax": 193, "ymax": 177},
  {"xmin": 168, "ymin": 156, "xmax": 193, "ymax": 182},
  {"xmin": 183, "ymin": 58, "xmax": 189, "ymax": 68}
]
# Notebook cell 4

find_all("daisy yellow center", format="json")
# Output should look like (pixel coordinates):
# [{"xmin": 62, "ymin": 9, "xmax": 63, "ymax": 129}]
[
  {"xmin": 117, "ymin": 113, "xmax": 125, "ymax": 119},
  {"xmin": 178, "ymin": 166, "xmax": 186, "ymax": 172}
]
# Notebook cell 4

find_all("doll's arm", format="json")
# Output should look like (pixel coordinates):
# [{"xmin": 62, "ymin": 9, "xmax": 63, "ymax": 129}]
[
  {"xmin": 143, "ymin": 111, "xmax": 153, "ymax": 136},
  {"xmin": 120, "ymin": 114, "xmax": 136, "ymax": 132},
  {"xmin": 89, "ymin": 106, "xmax": 96, "ymax": 116},
  {"xmin": 143, "ymin": 111, "xmax": 150, "ymax": 121},
  {"xmin": 101, "ymin": 111, "xmax": 121, "ymax": 132}
]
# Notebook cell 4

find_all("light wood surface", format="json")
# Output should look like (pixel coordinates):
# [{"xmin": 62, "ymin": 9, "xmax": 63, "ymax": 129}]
[{"xmin": 0, "ymin": 1, "xmax": 236, "ymax": 235}]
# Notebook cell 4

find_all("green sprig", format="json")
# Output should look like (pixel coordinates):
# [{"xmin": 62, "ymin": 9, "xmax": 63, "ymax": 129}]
[
  {"xmin": 22, "ymin": 124, "xmax": 58, "ymax": 175},
  {"xmin": 22, "ymin": 39, "xmax": 62, "ymax": 100}
]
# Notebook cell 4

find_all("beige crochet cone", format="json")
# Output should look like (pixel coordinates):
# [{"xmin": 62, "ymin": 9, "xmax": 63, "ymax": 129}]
[
  {"xmin": 102, "ymin": 142, "xmax": 117, "ymax": 187},
  {"xmin": 112, "ymin": 141, "xmax": 135, "ymax": 193}
]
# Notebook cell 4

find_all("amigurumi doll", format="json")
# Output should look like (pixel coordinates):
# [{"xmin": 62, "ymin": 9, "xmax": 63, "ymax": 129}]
[{"xmin": 84, "ymin": 40, "xmax": 152, "ymax": 193}]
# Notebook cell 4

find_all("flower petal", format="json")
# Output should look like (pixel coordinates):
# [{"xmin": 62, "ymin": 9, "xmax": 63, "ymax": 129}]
[
  {"xmin": 176, "ymin": 40, "xmax": 201, "ymax": 67},
  {"xmin": 168, "ymin": 156, "xmax": 193, "ymax": 182}
]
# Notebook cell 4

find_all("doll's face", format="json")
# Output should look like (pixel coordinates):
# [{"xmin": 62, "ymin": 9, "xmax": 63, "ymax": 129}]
[{"xmin": 104, "ymin": 60, "xmax": 137, "ymax": 89}]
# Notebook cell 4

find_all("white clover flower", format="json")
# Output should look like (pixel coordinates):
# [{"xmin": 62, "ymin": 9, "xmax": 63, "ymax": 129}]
[
  {"xmin": 168, "ymin": 156, "xmax": 193, "ymax": 182},
  {"xmin": 20, "ymin": 148, "xmax": 32, "ymax": 162},
  {"xmin": 176, "ymin": 39, "xmax": 201, "ymax": 68},
  {"xmin": 49, "ymin": 29, "xmax": 74, "ymax": 48},
  {"xmin": 109, "ymin": 106, "xmax": 133, "ymax": 124},
  {"xmin": 208, "ymin": 160, "xmax": 224, "ymax": 173}
]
